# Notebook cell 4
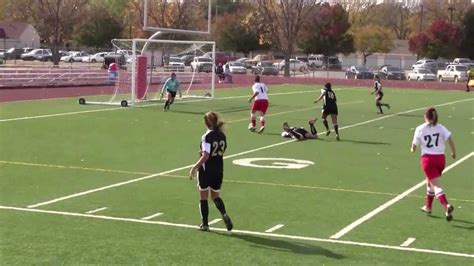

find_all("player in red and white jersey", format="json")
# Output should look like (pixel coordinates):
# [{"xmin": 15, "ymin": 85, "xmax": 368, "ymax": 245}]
[
  {"xmin": 411, "ymin": 107, "xmax": 456, "ymax": 221},
  {"xmin": 248, "ymin": 75, "xmax": 269, "ymax": 133}
]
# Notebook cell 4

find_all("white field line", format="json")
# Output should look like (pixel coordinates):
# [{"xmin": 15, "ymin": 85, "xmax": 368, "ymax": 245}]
[
  {"xmin": 141, "ymin": 212, "xmax": 163, "ymax": 220},
  {"xmin": 85, "ymin": 207, "xmax": 107, "ymax": 214},
  {"xmin": 208, "ymin": 218, "xmax": 222, "ymax": 225},
  {"xmin": 0, "ymin": 90, "xmax": 316, "ymax": 123},
  {"xmin": 26, "ymin": 98, "xmax": 474, "ymax": 209},
  {"xmin": 265, "ymin": 224, "xmax": 285, "ymax": 233},
  {"xmin": 0, "ymin": 205, "xmax": 473, "ymax": 259},
  {"xmin": 330, "ymin": 152, "xmax": 474, "ymax": 240},
  {"xmin": 400, "ymin": 238, "xmax": 417, "ymax": 247}
]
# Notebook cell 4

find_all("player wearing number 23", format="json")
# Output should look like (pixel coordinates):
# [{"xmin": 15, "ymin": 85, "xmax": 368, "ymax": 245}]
[
  {"xmin": 411, "ymin": 108, "xmax": 456, "ymax": 221},
  {"xmin": 189, "ymin": 111, "xmax": 233, "ymax": 232}
]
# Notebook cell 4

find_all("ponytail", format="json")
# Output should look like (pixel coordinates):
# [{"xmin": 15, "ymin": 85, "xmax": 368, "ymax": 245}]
[
  {"xmin": 204, "ymin": 111, "xmax": 225, "ymax": 131},
  {"xmin": 425, "ymin": 107, "xmax": 438, "ymax": 126}
]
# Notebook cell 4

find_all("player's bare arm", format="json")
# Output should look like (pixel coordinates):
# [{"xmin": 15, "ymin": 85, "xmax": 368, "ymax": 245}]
[
  {"xmin": 189, "ymin": 152, "xmax": 210, "ymax": 179},
  {"xmin": 447, "ymin": 137, "xmax": 456, "ymax": 159},
  {"xmin": 314, "ymin": 92, "xmax": 325, "ymax": 103},
  {"xmin": 248, "ymin": 91, "xmax": 259, "ymax": 102}
]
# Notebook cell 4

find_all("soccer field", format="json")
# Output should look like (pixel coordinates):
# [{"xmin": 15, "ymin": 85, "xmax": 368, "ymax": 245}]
[{"xmin": 1, "ymin": 84, "xmax": 473, "ymax": 264}]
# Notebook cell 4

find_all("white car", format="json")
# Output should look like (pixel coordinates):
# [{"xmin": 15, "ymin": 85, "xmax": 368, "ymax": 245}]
[
  {"xmin": 451, "ymin": 58, "xmax": 472, "ymax": 66},
  {"xmin": 165, "ymin": 57, "xmax": 185, "ymax": 72},
  {"xmin": 407, "ymin": 68, "xmax": 436, "ymax": 81},
  {"xmin": 437, "ymin": 64, "xmax": 468, "ymax": 83},
  {"xmin": 273, "ymin": 59, "xmax": 307, "ymax": 72},
  {"xmin": 412, "ymin": 59, "xmax": 435, "ymax": 70},
  {"xmin": 225, "ymin": 61, "xmax": 247, "ymax": 74},
  {"xmin": 21, "ymin": 49, "xmax": 52, "ymax": 61},
  {"xmin": 191, "ymin": 56, "xmax": 213, "ymax": 73},
  {"xmin": 61, "ymin": 51, "xmax": 89, "ymax": 62},
  {"xmin": 82, "ymin": 52, "xmax": 107, "ymax": 63}
]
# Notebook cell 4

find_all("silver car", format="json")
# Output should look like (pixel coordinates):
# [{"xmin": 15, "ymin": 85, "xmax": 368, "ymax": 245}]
[{"xmin": 407, "ymin": 68, "xmax": 436, "ymax": 81}]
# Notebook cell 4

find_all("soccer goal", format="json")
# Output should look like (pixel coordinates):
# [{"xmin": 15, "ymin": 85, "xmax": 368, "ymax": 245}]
[{"xmin": 79, "ymin": 38, "xmax": 216, "ymax": 107}]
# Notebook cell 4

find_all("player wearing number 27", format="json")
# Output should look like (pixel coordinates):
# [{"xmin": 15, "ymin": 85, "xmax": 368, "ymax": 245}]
[
  {"xmin": 411, "ymin": 108, "xmax": 456, "ymax": 221},
  {"xmin": 189, "ymin": 111, "xmax": 233, "ymax": 232},
  {"xmin": 248, "ymin": 75, "xmax": 269, "ymax": 134}
]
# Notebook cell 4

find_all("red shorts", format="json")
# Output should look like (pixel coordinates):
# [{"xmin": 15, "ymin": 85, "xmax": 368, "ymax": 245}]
[
  {"xmin": 252, "ymin": 99, "xmax": 269, "ymax": 114},
  {"xmin": 420, "ymin": 154, "xmax": 445, "ymax": 181}
]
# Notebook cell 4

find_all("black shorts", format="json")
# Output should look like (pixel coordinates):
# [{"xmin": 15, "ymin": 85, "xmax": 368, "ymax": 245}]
[
  {"xmin": 198, "ymin": 168, "xmax": 223, "ymax": 192},
  {"xmin": 376, "ymin": 92, "xmax": 384, "ymax": 101},
  {"xmin": 167, "ymin": 90, "xmax": 177, "ymax": 98},
  {"xmin": 322, "ymin": 106, "xmax": 338, "ymax": 116}
]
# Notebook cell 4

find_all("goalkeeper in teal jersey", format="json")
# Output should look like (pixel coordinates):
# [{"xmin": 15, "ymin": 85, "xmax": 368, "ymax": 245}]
[{"xmin": 161, "ymin": 72, "xmax": 182, "ymax": 111}]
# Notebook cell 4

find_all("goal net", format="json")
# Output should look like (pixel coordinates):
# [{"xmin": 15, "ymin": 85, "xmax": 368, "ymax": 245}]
[{"xmin": 80, "ymin": 38, "xmax": 216, "ymax": 107}]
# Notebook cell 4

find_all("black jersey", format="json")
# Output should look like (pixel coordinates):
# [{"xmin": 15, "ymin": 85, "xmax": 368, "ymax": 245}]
[
  {"xmin": 200, "ymin": 129, "xmax": 227, "ymax": 173},
  {"xmin": 321, "ymin": 88, "xmax": 337, "ymax": 109},
  {"xmin": 374, "ymin": 80, "xmax": 383, "ymax": 94},
  {"xmin": 291, "ymin": 127, "xmax": 308, "ymax": 140}
]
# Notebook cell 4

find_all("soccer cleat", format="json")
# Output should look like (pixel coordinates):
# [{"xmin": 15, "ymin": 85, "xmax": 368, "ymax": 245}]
[
  {"xmin": 336, "ymin": 134, "xmax": 340, "ymax": 141},
  {"xmin": 248, "ymin": 124, "xmax": 256, "ymax": 132},
  {"xmin": 445, "ymin": 204, "xmax": 454, "ymax": 222},
  {"xmin": 308, "ymin": 119, "xmax": 317, "ymax": 125},
  {"xmin": 222, "ymin": 214, "xmax": 233, "ymax": 231},
  {"xmin": 326, "ymin": 130, "xmax": 331, "ymax": 136},
  {"xmin": 386, "ymin": 103, "xmax": 391, "ymax": 110},
  {"xmin": 377, "ymin": 111, "xmax": 383, "ymax": 114},
  {"xmin": 420, "ymin": 206, "xmax": 432, "ymax": 214},
  {"xmin": 198, "ymin": 224, "xmax": 210, "ymax": 232},
  {"xmin": 257, "ymin": 126, "xmax": 265, "ymax": 134}
]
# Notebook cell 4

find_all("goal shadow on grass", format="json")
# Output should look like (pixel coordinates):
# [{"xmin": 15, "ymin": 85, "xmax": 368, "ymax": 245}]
[{"xmin": 213, "ymin": 232, "xmax": 345, "ymax": 259}]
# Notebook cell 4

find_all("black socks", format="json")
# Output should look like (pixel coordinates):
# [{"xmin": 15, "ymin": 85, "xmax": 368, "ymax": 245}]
[
  {"xmin": 309, "ymin": 122, "xmax": 317, "ymax": 135},
  {"xmin": 322, "ymin": 119, "xmax": 329, "ymax": 131},
  {"xmin": 199, "ymin": 200, "xmax": 209, "ymax": 225},
  {"xmin": 213, "ymin": 197, "xmax": 227, "ymax": 215}
]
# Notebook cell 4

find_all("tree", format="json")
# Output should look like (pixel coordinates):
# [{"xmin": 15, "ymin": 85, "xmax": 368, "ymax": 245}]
[
  {"xmin": 74, "ymin": 3, "xmax": 123, "ymax": 48},
  {"xmin": 353, "ymin": 26, "xmax": 395, "ymax": 66},
  {"xmin": 6, "ymin": 0, "xmax": 89, "ymax": 65},
  {"xmin": 298, "ymin": 3, "xmax": 354, "ymax": 56},
  {"xmin": 256, "ymin": 0, "xmax": 317, "ymax": 77},
  {"xmin": 214, "ymin": 13, "xmax": 261, "ymax": 56},
  {"xmin": 409, "ymin": 18, "xmax": 462, "ymax": 59},
  {"xmin": 460, "ymin": 7, "xmax": 474, "ymax": 58}
]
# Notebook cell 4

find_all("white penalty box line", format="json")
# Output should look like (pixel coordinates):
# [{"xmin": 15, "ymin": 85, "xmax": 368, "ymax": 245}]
[
  {"xmin": 0, "ymin": 205, "xmax": 473, "ymax": 259},
  {"xmin": 0, "ymin": 90, "xmax": 317, "ymax": 123},
  {"xmin": 330, "ymin": 152, "xmax": 474, "ymax": 240},
  {"xmin": 26, "ymin": 98, "xmax": 474, "ymax": 209}
]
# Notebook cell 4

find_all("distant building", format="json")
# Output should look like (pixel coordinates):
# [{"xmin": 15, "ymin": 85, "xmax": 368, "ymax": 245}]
[{"xmin": 0, "ymin": 22, "xmax": 41, "ymax": 50}]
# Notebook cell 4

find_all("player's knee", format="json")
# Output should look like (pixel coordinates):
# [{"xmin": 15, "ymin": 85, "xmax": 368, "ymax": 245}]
[
  {"xmin": 251, "ymin": 113, "xmax": 256, "ymax": 119},
  {"xmin": 260, "ymin": 116, "xmax": 265, "ymax": 121}
]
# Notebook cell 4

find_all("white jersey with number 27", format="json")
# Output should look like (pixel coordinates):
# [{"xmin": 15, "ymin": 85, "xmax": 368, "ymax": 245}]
[
  {"xmin": 412, "ymin": 123, "xmax": 451, "ymax": 155},
  {"xmin": 252, "ymin": 82, "xmax": 269, "ymax": 100}
]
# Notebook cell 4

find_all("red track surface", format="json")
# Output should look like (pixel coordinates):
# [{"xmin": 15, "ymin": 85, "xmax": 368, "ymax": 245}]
[{"xmin": 0, "ymin": 75, "xmax": 467, "ymax": 103}]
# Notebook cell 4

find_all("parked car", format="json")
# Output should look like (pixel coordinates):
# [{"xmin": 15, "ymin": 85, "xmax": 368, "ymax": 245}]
[
  {"xmin": 3, "ymin": 48, "xmax": 31, "ymax": 60},
  {"xmin": 321, "ymin": 56, "xmax": 342, "ymax": 70},
  {"xmin": 225, "ymin": 61, "xmax": 247, "ymax": 74},
  {"xmin": 407, "ymin": 68, "xmax": 437, "ymax": 81},
  {"xmin": 451, "ymin": 58, "xmax": 472, "ymax": 66},
  {"xmin": 180, "ymin": 54, "xmax": 194, "ymax": 66},
  {"xmin": 60, "ymin": 51, "xmax": 79, "ymax": 62},
  {"xmin": 247, "ymin": 54, "xmax": 275, "ymax": 66},
  {"xmin": 252, "ymin": 61, "xmax": 279, "ymax": 76},
  {"xmin": 235, "ymin": 57, "xmax": 252, "ymax": 69},
  {"xmin": 296, "ymin": 54, "xmax": 325, "ymax": 69},
  {"xmin": 378, "ymin": 66, "xmax": 406, "ymax": 80},
  {"xmin": 273, "ymin": 59, "xmax": 307, "ymax": 72},
  {"xmin": 191, "ymin": 56, "xmax": 213, "ymax": 72},
  {"xmin": 82, "ymin": 52, "xmax": 107, "ymax": 63},
  {"xmin": 203, "ymin": 52, "xmax": 237, "ymax": 65},
  {"xmin": 437, "ymin": 64, "xmax": 468, "ymax": 83},
  {"xmin": 21, "ymin": 49, "xmax": 52, "ymax": 61},
  {"xmin": 165, "ymin": 56, "xmax": 185, "ymax": 72},
  {"xmin": 411, "ymin": 59, "xmax": 436, "ymax": 70},
  {"xmin": 345, "ymin": 66, "xmax": 374, "ymax": 79}
]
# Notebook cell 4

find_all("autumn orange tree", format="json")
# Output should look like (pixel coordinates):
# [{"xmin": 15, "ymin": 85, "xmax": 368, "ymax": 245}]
[{"xmin": 353, "ymin": 26, "xmax": 394, "ymax": 66}]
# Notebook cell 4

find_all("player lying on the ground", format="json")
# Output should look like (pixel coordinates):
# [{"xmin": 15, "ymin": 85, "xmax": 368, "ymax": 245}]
[{"xmin": 281, "ymin": 119, "xmax": 318, "ymax": 140}]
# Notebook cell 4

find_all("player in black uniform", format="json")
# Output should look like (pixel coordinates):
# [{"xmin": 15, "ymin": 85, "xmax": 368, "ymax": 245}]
[
  {"xmin": 314, "ymin": 83, "xmax": 340, "ymax": 141},
  {"xmin": 189, "ymin": 111, "xmax": 233, "ymax": 232},
  {"xmin": 371, "ymin": 75, "xmax": 390, "ymax": 114},
  {"xmin": 281, "ymin": 119, "xmax": 318, "ymax": 140}
]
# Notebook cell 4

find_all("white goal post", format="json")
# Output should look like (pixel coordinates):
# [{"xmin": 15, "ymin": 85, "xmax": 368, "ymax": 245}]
[{"xmin": 79, "ymin": 38, "xmax": 216, "ymax": 107}]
